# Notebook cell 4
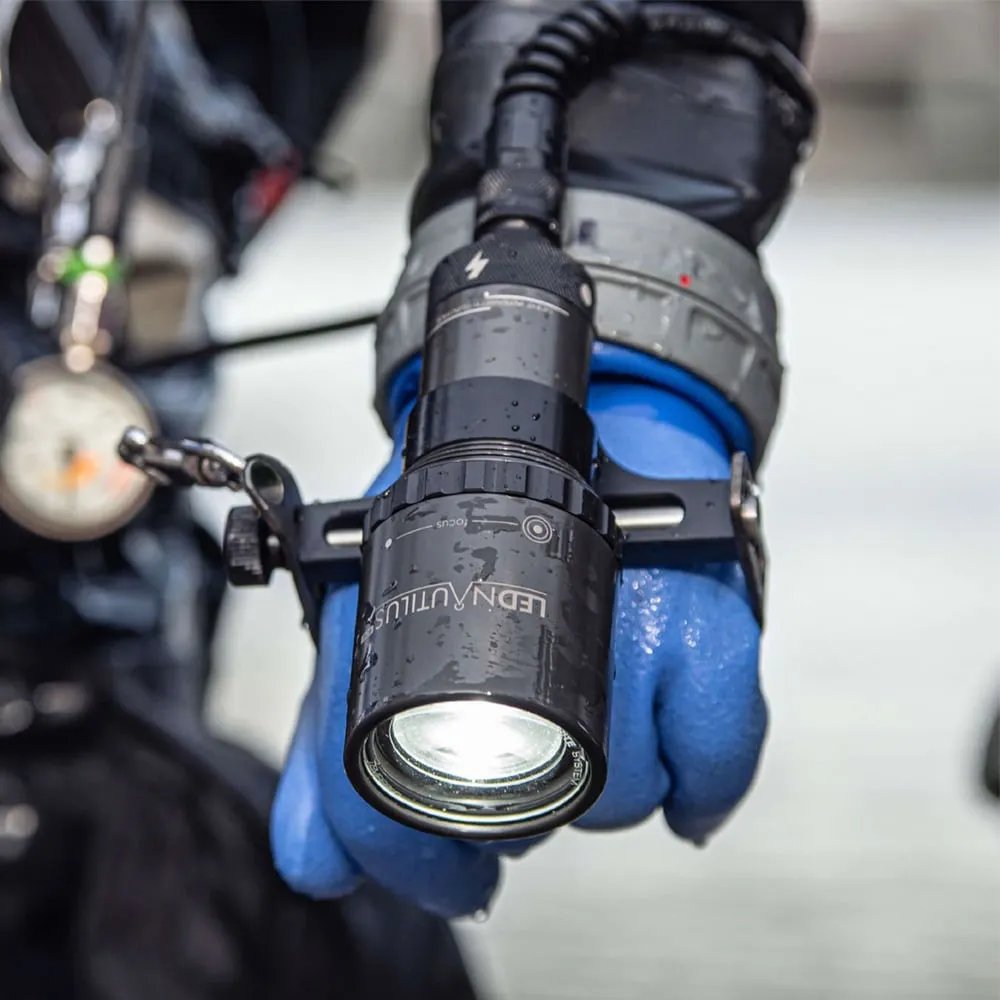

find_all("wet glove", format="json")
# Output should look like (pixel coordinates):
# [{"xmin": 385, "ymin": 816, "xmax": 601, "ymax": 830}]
[{"xmin": 271, "ymin": 352, "xmax": 766, "ymax": 919}]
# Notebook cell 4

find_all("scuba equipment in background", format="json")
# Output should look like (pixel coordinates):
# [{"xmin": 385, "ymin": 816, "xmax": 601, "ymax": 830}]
[
  {"xmin": 0, "ymin": 0, "xmax": 228, "ymax": 712},
  {"xmin": 2, "ymin": 0, "xmax": 156, "ymax": 543},
  {"xmin": 0, "ymin": 0, "xmax": 327, "ymax": 269},
  {"xmin": 0, "ymin": 0, "xmax": 369, "ymax": 544},
  {"xmin": 0, "ymin": 0, "xmax": 297, "ymax": 543},
  {"xmin": 0, "ymin": 0, "xmax": 375, "ymax": 715},
  {"xmin": 0, "ymin": 355, "xmax": 157, "ymax": 542}
]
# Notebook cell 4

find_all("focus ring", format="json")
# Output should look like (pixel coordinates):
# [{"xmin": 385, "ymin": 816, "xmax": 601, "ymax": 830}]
[
  {"xmin": 365, "ymin": 458, "xmax": 620, "ymax": 552},
  {"xmin": 405, "ymin": 378, "xmax": 596, "ymax": 477}
]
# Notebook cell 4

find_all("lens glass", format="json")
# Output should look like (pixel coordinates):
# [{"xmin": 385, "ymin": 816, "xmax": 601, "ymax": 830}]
[
  {"xmin": 362, "ymin": 699, "xmax": 592, "ymax": 830},
  {"xmin": 390, "ymin": 701, "xmax": 565, "ymax": 783}
]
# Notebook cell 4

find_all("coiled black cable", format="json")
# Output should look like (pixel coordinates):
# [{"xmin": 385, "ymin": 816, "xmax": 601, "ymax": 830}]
[
  {"xmin": 476, "ymin": 0, "xmax": 817, "ymax": 243},
  {"xmin": 475, "ymin": 0, "xmax": 644, "ymax": 240},
  {"xmin": 493, "ymin": 0, "xmax": 642, "ymax": 106}
]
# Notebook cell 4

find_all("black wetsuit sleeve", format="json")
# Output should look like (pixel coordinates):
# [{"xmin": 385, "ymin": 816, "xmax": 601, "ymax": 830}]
[
  {"xmin": 438, "ymin": 1, "xmax": 810, "ymax": 57},
  {"xmin": 419, "ymin": 1, "xmax": 815, "ymax": 250}
]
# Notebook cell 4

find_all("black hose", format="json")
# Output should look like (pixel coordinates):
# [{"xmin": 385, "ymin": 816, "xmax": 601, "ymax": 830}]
[
  {"xmin": 121, "ymin": 310, "xmax": 380, "ymax": 373},
  {"xmin": 91, "ymin": 0, "xmax": 151, "ymax": 239}
]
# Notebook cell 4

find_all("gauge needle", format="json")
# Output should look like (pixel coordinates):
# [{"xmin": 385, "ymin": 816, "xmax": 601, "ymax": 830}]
[
  {"xmin": 62, "ymin": 440, "xmax": 79, "ymax": 516},
  {"xmin": 58, "ymin": 441, "xmax": 100, "ymax": 493}
]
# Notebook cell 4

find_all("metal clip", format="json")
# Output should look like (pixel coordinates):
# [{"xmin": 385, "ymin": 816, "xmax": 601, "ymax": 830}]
[
  {"xmin": 118, "ymin": 426, "xmax": 247, "ymax": 491},
  {"xmin": 118, "ymin": 428, "xmax": 321, "ymax": 640}
]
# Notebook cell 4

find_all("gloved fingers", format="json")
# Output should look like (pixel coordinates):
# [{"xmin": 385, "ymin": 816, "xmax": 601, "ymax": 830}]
[
  {"xmin": 575, "ymin": 381, "xmax": 765, "ymax": 842},
  {"xmin": 573, "ymin": 574, "xmax": 671, "ymax": 829},
  {"xmin": 271, "ymin": 680, "xmax": 361, "ymax": 897},
  {"xmin": 314, "ymin": 585, "xmax": 502, "ymax": 919},
  {"xmin": 653, "ymin": 564, "xmax": 767, "ymax": 845}
]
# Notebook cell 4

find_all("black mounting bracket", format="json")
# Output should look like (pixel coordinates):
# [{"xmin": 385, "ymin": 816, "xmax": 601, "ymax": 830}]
[{"xmin": 118, "ymin": 429, "xmax": 768, "ymax": 647}]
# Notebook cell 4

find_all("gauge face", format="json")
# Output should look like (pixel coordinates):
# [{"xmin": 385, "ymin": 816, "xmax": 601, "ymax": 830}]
[{"xmin": 0, "ymin": 358, "xmax": 157, "ymax": 541}]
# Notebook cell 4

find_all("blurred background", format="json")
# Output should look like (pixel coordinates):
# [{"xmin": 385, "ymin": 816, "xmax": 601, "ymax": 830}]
[{"xmin": 188, "ymin": 1, "xmax": 1000, "ymax": 998}]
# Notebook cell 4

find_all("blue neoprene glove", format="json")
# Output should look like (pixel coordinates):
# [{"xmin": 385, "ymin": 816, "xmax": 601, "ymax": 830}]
[{"xmin": 271, "ymin": 350, "xmax": 766, "ymax": 918}]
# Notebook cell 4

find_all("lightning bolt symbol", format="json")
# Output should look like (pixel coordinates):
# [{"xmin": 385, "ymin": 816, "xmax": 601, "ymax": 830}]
[{"xmin": 464, "ymin": 251, "xmax": 489, "ymax": 281}]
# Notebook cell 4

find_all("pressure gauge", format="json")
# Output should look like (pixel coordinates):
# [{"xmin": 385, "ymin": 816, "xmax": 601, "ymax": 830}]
[{"xmin": 0, "ymin": 357, "xmax": 157, "ymax": 541}]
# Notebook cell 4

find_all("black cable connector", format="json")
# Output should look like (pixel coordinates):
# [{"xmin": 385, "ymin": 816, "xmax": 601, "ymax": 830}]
[{"xmin": 121, "ymin": 311, "xmax": 380, "ymax": 373}]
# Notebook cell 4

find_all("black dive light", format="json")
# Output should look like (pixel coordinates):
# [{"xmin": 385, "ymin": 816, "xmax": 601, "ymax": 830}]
[
  {"xmin": 347, "ymin": 0, "xmax": 639, "ymax": 836},
  {"xmin": 345, "ymin": 0, "xmax": 638, "ymax": 836},
  {"xmin": 344, "ymin": 232, "xmax": 616, "ymax": 838},
  {"xmin": 118, "ymin": 0, "xmax": 812, "ymax": 839}
]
